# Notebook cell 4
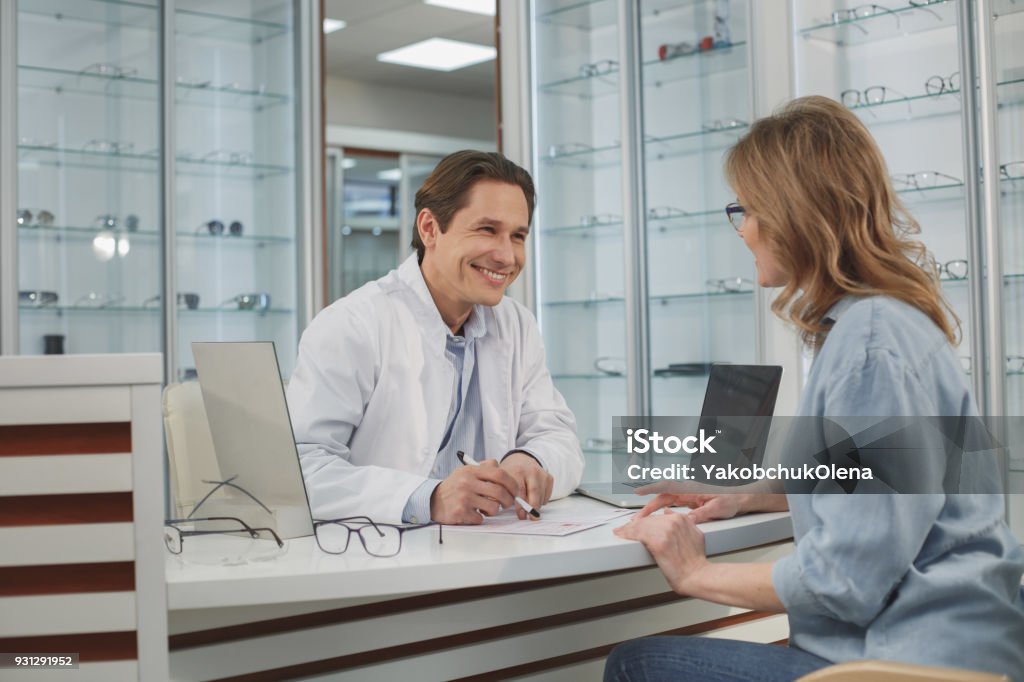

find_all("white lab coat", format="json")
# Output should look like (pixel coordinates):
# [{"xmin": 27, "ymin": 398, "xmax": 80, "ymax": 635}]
[{"xmin": 286, "ymin": 255, "xmax": 585, "ymax": 523}]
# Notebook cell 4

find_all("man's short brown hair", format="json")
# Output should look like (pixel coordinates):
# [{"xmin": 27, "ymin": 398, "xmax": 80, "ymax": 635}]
[{"xmin": 412, "ymin": 150, "xmax": 536, "ymax": 263}]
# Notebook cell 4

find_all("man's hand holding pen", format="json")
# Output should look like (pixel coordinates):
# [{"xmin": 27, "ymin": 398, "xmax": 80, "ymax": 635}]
[
  {"xmin": 428, "ymin": 452, "xmax": 552, "ymax": 524},
  {"xmin": 429, "ymin": 459, "xmax": 520, "ymax": 525},
  {"xmin": 499, "ymin": 452, "xmax": 553, "ymax": 520}
]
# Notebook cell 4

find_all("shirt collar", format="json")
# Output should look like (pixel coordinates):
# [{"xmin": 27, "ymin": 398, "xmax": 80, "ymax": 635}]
[
  {"xmin": 396, "ymin": 254, "xmax": 489, "ymax": 341},
  {"xmin": 822, "ymin": 296, "xmax": 857, "ymax": 326}
]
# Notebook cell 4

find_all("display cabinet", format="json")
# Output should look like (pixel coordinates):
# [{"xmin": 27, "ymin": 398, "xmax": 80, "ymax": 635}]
[
  {"xmin": 529, "ymin": 0, "xmax": 756, "ymax": 483},
  {"xmin": 2, "ymin": 0, "xmax": 321, "ymax": 380},
  {"xmin": 792, "ymin": 0, "xmax": 1023, "ymax": 467}
]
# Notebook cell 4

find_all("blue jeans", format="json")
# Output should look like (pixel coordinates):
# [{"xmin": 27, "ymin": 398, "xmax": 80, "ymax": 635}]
[{"xmin": 604, "ymin": 636, "xmax": 832, "ymax": 682}]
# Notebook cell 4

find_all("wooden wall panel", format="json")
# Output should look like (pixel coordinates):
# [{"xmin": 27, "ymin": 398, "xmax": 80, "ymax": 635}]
[{"xmin": 0, "ymin": 492, "xmax": 133, "ymax": 526}]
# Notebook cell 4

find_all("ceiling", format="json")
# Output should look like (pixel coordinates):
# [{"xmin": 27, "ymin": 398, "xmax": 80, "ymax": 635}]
[{"xmin": 323, "ymin": 0, "xmax": 497, "ymax": 99}]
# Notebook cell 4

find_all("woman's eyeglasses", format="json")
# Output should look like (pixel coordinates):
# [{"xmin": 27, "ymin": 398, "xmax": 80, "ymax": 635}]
[{"xmin": 725, "ymin": 202, "xmax": 745, "ymax": 230}]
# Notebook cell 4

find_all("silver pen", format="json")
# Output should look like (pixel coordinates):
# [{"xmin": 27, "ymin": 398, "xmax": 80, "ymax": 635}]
[{"xmin": 456, "ymin": 450, "xmax": 541, "ymax": 519}]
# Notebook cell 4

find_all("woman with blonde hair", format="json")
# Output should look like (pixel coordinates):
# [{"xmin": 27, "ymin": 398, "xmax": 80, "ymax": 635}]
[{"xmin": 605, "ymin": 96, "xmax": 1024, "ymax": 681}]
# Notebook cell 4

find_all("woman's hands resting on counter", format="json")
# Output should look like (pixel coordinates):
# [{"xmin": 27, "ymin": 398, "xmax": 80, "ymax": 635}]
[
  {"xmin": 636, "ymin": 492, "xmax": 789, "ymax": 523},
  {"xmin": 613, "ymin": 492, "xmax": 788, "ymax": 612}
]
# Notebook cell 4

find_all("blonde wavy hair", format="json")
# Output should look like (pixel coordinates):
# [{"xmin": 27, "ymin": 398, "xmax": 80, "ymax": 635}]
[{"xmin": 723, "ymin": 95, "xmax": 959, "ymax": 349}]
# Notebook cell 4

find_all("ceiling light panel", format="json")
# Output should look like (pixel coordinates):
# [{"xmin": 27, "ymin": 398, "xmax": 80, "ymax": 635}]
[
  {"xmin": 424, "ymin": 0, "xmax": 496, "ymax": 16},
  {"xmin": 323, "ymin": 18, "xmax": 346, "ymax": 34},
  {"xmin": 377, "ymin": 38, "xmax": 496, "ymax": 72}
]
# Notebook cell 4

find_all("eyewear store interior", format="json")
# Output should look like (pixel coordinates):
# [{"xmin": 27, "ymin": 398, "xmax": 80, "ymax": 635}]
[{"xmin": 1, "ymin": 0, "xmax": 1023, "ymax": 680}]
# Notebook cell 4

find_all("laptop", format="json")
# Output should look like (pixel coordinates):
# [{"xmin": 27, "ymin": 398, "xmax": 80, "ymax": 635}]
[
  {"xmin": 192, "ymin": 341, "xmax": 314, "ymax": 539},
  {"xmin": 575, "ymin": 364, "xmax": 784, "ymax": 508}
]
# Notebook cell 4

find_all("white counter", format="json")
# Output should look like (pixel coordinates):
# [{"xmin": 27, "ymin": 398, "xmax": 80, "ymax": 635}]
[{"xmin": 166, "ymin": 495, "xmax": 792, "ymax": 610}]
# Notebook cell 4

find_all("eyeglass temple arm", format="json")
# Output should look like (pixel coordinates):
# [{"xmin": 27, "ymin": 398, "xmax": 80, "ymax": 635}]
[{"xmin": 188, "ymin": 475, "xmax": 274, "ymax": 518}]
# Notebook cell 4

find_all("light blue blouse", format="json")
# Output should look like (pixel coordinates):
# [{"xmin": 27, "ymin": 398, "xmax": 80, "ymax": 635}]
[{"xmin": 772, "ymin": 296, "xmax": 1024, "ymax": 678}]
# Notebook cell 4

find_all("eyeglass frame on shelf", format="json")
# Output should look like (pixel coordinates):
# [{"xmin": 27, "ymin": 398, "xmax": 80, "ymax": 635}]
[
  {"xmin": 891, "ymin": 171, "xmax": 963, "ymax": 190},
  {"xmin": 548, "ymin": 142, "xmax": 595, "ymax": 159},
  {"xmin": 702, "ymin": 118, "xmax": 747, "ymax": 133},
  {"xmin": 647, "ymin": 206, "xmax": 689, "ymax": 220},
  {"xmin": 840, "ymin": 85, "xmax": 908, "ymax": 108},
  {"xmin": 927, "ymin": 258, "xmax": 968, "ymax": 280},
  {"xmin": 78, "ymin": 62, "xmax": 138, "ymax": 79},
  {"xmin": 312, "ymin": 516, "xmax": 442, "ymax": 557},
  {"xmin": 924, "ymin": 71, "xmax": 960, "ymax": 96},
  {"xmin": 578, "ymin": 59, "xmax": 618, "ymax": 78},
  {"xmin": 707, "ymin": 277, "xmax": 754, "ymax": 293},
  {"xmin": 578, "ymin": 213, "xmax": 622, "ymax": 227},
  {"xmin": 73, "ymin": 292, "xmax": 125, "ymax": 308},
  {"xmin": 959, "ymin": 355, "xmax": 1024, "ymax": 375},
  {"xmin": 164, "ymin": 516, "xmax": 284, "ymax": 555},
  {"xmin": 1000, "ymin": 162, "xmax": 1024, "ymax": 180},
  {"xmin": 830, "ymin": 4, "xmax": 902, "ymax": 33}
]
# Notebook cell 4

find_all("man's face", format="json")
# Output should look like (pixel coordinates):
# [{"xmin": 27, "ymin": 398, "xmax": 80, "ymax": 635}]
[{"xmin": 419, "ymin": 179, "xmax": 530, "ymax": 311}]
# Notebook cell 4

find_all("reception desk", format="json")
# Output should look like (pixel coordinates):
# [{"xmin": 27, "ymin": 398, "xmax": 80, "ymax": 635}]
[{"xmin": 167, "ymin": 496, "xmax": 794, "ymax": 681}]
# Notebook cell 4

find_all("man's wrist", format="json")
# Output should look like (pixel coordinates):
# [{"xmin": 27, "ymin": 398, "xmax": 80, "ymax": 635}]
[{"xmin": 502, "ymin": 449, "xmax": 542, "ymax": 468}]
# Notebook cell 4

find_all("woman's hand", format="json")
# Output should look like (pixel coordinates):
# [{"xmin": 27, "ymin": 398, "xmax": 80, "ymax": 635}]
[
  {"xmin": 635, "ymin": 491, "xmax": 789, "ymax": 523},
  {"xmin": 614, "ymin": 509, "xmax": 709, "ymax": 595}
]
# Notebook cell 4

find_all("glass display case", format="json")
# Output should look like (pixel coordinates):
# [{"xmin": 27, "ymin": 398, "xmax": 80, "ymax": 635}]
[
  {"xmin": 5, "ymin": 0, "xmax": 318, "ymax": 379},
  {"xmin": 792, "ymin": 0, "xmax": 1024, "ymax": 463},
  {"xmin": 530, "ymin": 0, "xmax": 755, "ymax": 483},
  {"xmin": 16, "ymin": 0, "xmax": 163, "ymax": 358}
]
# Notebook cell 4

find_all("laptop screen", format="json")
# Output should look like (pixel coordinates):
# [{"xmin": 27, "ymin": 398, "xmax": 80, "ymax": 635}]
[{"xmin": 192, "ymin": 341, "xmax": 313, "ymax": 538}]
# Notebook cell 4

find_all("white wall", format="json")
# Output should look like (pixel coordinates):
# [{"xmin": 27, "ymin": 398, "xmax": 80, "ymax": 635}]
[{"xmin": 324, "ymin": 76, "xmax": 497, "ymax": 142}]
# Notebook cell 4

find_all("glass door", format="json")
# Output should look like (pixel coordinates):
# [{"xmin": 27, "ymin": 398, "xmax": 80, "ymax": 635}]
[
  {"xmin": 992, "ymin": 3, "xmax": 1024, "ymax": 505},
  {"xmin": 793, "ymin": 0, "xmax": 976, "ymax": 378},
  {"xmin": 532, "ymin": 0, "xmax": 627, "ymax": 483},
  {"xmin": 328, "ymin": 148, "xmax": 402, "ymax": 300},
  {"xmin": 16, "ymin": 0, "xmax": 162, "ymax": 356},
  {"xmin": 172, "ymin": 0, "xmax": 301, "ymax": 379},
  {"xmin": 638, "ymin": 0, "xmax": 755, "ymax": 416}
]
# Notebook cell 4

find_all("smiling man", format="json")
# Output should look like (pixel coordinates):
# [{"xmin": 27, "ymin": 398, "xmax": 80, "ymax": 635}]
[{"xmin": 287, "ymin": 151, "xmax": 584, "ymax": 526}]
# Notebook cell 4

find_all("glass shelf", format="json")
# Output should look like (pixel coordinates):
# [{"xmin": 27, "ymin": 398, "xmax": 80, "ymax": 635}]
[
  {"xmin": 175, "ymin": 7, "xmax": 291, "ymax": 44},
  {"xmin": 552, "ymin": 372, "xmax": 625, "ymax": 380},
  {"xmin": 17, "ymin": 145, "xmax": 292, "ymax": 178},
  {"xmin": 994, "ymin": 0, "xmax": 1024, "ymax": 17},
  {"xmin": 553, "ymin": 371, "xmax": 713, "ymax": 380},
  {"xmin": 16, "ymin": 225, "xmax": 292, "ymax": 245},
  {"xmin": 18, "ymin": 65, "xmax": 291, "ymax": 111},
  {"xmin": 18, "ymin": 0, "xmax": 157, "ymax": 33},
  {"xmin": 845, "ymin": 78, "xmax": 1024, "ymax": 126},
  {"xmin": 538, "ymin": 41, "xmax": 746, "ymax": 98},
  {"xmin": 798, "ymin": 0, "xmax": 956, "ymax": 46},
  {"xmin": 538, "ymin": 0, "xmax": 737, "ymax": 31},
  {"xmin": 643, "ymin": 41, "xmax": 748, "ymax": 88},
  {"xmin": 544, "ymin": 289, "xmax": 752, "ymax": 307},
  {"xmin": 543, "ymin": 124, "xmax": 748, "ymax": 170},
  {"xmin": 20, "ymin": 305, "xmax": 294, "ymax": 315},
  {"xmin": 893, "ymin": 175, "xmax": 1024, "ymax": 205},
  {"xmin": 543, "ymin": 207, "xmax": 725, "ymax": 238},
  {"xmin": 19, "ymin": 0, "xmax": 291, "ymax": 44},
  {"xmin": 177, "ymin": 232, "xmax": 293, "ymax": 245},
  {"xmin": 939, "ymin": 272, "xmax": 1024, "ymax": 288},
  {"xmin": 543, "ymin": 141, "xmax": 621, "ymax": 168}
]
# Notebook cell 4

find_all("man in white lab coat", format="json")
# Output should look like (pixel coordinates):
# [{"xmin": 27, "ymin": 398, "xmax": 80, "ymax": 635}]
[{"xmin": 287, "ymin": 151, "xmax": 584, "ymax": 525}]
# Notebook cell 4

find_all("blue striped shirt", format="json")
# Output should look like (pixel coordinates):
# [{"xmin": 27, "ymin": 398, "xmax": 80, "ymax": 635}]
[{"xmin": 402, "ymin": 309, "xmax": 487, "ymax": 523}]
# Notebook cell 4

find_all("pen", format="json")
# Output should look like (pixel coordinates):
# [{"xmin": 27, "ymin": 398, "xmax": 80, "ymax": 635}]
[{"xmin": 457, "ymin": 450, "xmax": 541, "ymax": 519}]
